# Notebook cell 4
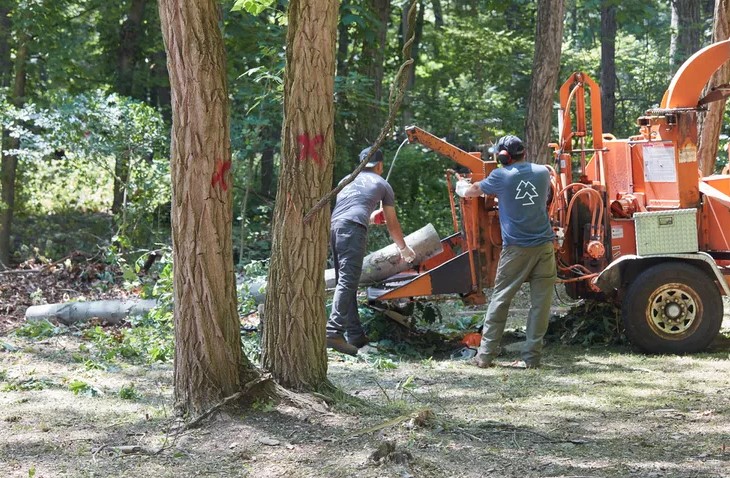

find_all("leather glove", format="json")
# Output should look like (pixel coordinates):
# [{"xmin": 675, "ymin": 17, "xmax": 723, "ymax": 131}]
[
  {"xmin": 399, "ymin": 244, "xmax": 416, "ymax": 264},
  {"xmin": 455, "ymin": 179, "xmax": 472, "ymax": 197}
]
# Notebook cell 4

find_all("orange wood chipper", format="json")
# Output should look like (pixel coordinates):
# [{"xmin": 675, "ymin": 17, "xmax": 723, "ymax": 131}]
[{"xmin": 369, "ymin": 39, "xmax": 730, "ymax": 354}]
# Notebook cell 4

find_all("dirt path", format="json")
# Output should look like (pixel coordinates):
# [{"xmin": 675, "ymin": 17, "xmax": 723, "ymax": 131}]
[{"xmin": 1, "ymin": 323, "xmax": 730, "ymax": 478}]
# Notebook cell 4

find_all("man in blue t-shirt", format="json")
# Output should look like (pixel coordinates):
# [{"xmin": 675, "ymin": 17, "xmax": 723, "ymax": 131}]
[
  {"xmin": 456, "ymin": 135, "xmax": 556, "ymax": 369},
  {"xmin": 327, "ymin": 147, "xmax": 416, "ymax": 356}
]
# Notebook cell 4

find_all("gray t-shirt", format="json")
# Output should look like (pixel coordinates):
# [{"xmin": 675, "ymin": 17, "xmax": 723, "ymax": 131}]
[
  {"xmin": 331, "ymin": 171, "xmax": 395, "ymax": 228},
  {"xmin": 478, "ymin": 161, "xmax": 554, "ymax": 247}
]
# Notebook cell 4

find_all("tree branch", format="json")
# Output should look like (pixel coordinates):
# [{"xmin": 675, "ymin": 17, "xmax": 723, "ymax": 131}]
[{"xmin": 302, "ymin": 0, "xmax": 418, "ymax": 225}]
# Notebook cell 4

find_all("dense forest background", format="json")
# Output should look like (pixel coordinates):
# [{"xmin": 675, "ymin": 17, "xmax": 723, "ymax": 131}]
[{"xmin": 0, "ymin": 0, "xmax": 726, "ymax": 268}]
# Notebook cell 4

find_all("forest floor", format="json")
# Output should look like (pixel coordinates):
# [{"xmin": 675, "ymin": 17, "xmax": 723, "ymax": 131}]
[{"xmin": 1, "ymin": 284, "xmax": 730, "ymax": 478}]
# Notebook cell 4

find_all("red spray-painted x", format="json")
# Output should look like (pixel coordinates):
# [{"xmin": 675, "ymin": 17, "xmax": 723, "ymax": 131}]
[
  {"xmin": 297, "ymin": 134, "xmax": 324, "ymax": 166},
  {"xmin": 211, "ymin": 159, "xmax": 232, "ymax": 191}
]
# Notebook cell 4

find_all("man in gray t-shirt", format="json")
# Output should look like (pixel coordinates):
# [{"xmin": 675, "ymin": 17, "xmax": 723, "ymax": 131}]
[
  {"xmin": 456, "ymin": 135, "xmax": 556, "ymax": 369},
  {"xmin": 326, "ymin": 147, "xmax": 416, "ymax": 356}
]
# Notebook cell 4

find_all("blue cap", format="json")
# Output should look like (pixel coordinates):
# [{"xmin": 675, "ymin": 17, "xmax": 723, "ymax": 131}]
[
  {"xmin": 359, "ymin": 147, "xmax": 384, "ymax": 167},
  {"xmin": 491, "ymin": 135, "xmax": 524, "ymax": 157}
]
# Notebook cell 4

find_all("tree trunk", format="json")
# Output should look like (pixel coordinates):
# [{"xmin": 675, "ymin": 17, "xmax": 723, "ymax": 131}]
[
  {"xmin": 159, "ymin": 0, "xmax": 256, "ymax": 417},
  {"xmin": 0, "ymin": 36, "xmax": 28, "ymax": 269},
  {"xmin": 671, "ymin": 0, "xmax": 702, "ymax": 73},
  {"xmin": 0, "ymin": 0, "xmax": 11, "ymax": 88},
  {"xmin": 400, "ymin": 0, "xmax": 423, "ymax": 128},
  {"xmin": 112, "ymin": 0, "xmax": 147, "ymax": 216},
  {"xmin": 360, "ymin": 0, "xmax": 391, "ymax": 142},
  {"xmin": 698, "ymin": 0, "xmax": 730, "ymax": 176},
  {"xmin": 524, "ymin": 0, "xmax": 566, "ymax": 165},
  {"xmin": 600, "ymin": 0, "xmax": 617, "ymax": 134},
  {"xmin": 153, "ymin": 49, "xmax": 172, "ymax": 123},
  {"xmin": 262, "ymin": 0, "xmax": 338, "ymax": 391},
  {"xmin": 432, "ymin": 0, "xmax": 443, "ymax": 29},
  {"xmin": 336, "ymin": 2, "xmax": 349, "ymax": 78},
  {"xmin": 669, "ymin": 2, "xmax": 678, "ymax": 75},
  {"xmin": 0, "ymin": 0, "xmax": 13, "ymax": 267},
  {"xmin": 260, "ymin": 142, "xmax": 275, "ymax": 197}
]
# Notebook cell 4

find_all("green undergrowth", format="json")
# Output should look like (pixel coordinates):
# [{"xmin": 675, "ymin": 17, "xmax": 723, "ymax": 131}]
[{"xmin": 546, "ymin": 300, "xmax": 627, "ymax": 347}]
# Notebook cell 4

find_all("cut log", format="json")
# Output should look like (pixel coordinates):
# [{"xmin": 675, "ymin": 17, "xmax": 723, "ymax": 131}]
[
  {"xmin": 24, "ymin": 299, "xmax": 158, "ymax": 325},
  {"xmin": 324, "ymin": 223, "xmax": 443, "ymax": 289}
]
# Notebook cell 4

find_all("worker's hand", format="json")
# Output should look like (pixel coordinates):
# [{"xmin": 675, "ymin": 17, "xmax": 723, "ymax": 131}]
[
  {"xmin": 455, "ymin": 179, "xmax": 472, "ymax": 197},
  {"xmin": 370, "ymin": 208, "xmax": 386, "ymax": 225},
  {"xmin": 399, "ymin": 244, "xmax": 416, "ymax": 264}
]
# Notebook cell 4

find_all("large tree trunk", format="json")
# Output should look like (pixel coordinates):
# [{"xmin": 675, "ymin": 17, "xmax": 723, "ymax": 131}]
[
  {"xmin": 159, "ymin": 0, "xmax": 256, "ymax": 417},
  {"xmin": 600, "ymin": 0, "xmax": 617, "ymax": 135},
  {"xmin": 262, "ymin": 0, "xmax": 338, "ymax": 391},
  {"xmin": 671, "ymin": 0, "xmax": 702, "ymax": 73},
  {"xmin": 112, "ymin": 0, "xmax": 147, "ymax": 216},
  {"xmin": 0, "ymin": 36, "xmax": 28, "ymax": 269},
  {"xmin": 524, "ymin": 0, "xmax": 565, "ymax": 164},
  {"xmin": 698, "ymin": 0, "xmax": 730, "ymax": 176}
]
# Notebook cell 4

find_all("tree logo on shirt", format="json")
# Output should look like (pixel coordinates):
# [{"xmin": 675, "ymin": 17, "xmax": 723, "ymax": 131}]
[{"xmin": 515, "ymin": 180, "xmax": 538, "ymax": 205}]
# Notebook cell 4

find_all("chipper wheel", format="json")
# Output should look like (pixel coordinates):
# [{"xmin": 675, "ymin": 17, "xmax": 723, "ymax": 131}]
[{"xmin": 622, "ymin": 262, "xmax": 723, "ymax": 354}]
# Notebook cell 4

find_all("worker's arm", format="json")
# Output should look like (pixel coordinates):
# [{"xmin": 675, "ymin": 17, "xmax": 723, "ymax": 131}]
[
  {"xmin": 455, "ymin": 180, "xmax": 483, "ymax": 198},
  {"xmin": 382, "ymin": 205, "xmax": 416, "ymax": 263}
]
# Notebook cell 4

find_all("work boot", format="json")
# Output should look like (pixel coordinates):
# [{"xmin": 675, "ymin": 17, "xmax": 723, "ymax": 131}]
[
  {"xmin": 327, "ymin": 336, "xmax": 358, "ymax": 356},
  {"xmin": 347, "ymin": 335, "xmax": 371, "ymax": 348},
  {"xmin": 471, "ymin": 355, "xmax": 494, "ymax": 368}
]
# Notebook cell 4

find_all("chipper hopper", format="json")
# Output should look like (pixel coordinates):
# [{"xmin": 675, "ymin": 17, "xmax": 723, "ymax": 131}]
[{"xmin": 369, "ymin": 39, "xmax": 730, "ymax": 354}]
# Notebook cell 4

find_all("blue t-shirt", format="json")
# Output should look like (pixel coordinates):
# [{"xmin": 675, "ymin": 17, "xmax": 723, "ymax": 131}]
[
  {"xmin": 331, "ymin": 171, "xmax": 395, "ymax": 228},
  {"xmin": 478, "ymin": 162, "xmax": 554, "ymax": 247}
]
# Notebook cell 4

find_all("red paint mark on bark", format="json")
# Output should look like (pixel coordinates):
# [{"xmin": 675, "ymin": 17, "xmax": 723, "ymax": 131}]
[
  {"xmin": 297, "ymin": 134, "xmax": 324, "ymax": 166},
  {"xmin": 211, "ymin": 159, "xmax": 232, "ymax": 191}
]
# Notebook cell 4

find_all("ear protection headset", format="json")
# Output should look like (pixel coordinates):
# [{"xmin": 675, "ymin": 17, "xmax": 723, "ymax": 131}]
[{"xmin": 497, "ymin": 149, "xmax": 513, "ymax": 166}]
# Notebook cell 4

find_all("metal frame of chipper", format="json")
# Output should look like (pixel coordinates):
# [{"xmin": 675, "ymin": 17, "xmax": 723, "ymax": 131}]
[{"xmin": 369, "ymin": 39, "xmax": 730, "ymax": 354}]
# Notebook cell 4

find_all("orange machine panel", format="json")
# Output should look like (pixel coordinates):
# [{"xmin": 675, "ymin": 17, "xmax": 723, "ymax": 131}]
[
  {"xmin": 602, "ymin": 139, "xmax": 632, "ymax": 201},
  {"xmin": 609, "ymin": 219, "xmax": 636, "ymax": 259}
]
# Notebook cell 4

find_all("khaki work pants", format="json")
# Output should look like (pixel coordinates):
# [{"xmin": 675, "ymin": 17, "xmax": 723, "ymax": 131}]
[{"xmin": 476, "ymin": 242, "xmax": 556, "ymax": 366}]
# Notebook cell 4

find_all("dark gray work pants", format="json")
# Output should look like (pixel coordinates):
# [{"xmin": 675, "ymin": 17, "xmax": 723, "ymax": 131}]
[{"xmin": 326, "ymin": 221, "xmax": 368, "ymax": 341}]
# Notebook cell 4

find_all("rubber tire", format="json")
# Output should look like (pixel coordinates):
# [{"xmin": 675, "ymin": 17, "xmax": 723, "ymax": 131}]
[{"xmin": 622, "ymin": 262, "xmax": 722, "ymax": 354}]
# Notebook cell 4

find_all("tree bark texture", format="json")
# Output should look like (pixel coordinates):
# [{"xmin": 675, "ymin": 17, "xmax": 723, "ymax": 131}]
[
  {"xmin": 0, "ymin": 36, "xmax": 28, "ymax": 269},
  {"xmin": 698, "ymin": 0, "xmax": 730, "ymax": 176},
  {"xmin": 262, "ymin": 0, "xmax": 338, "ymax": 391},
  {"xmin": 600, "ymin": 0, "xmax": 617, "ymax": 134},
  {"xmin": 112, "ymin": 0, "xmax": 148, "ymax": 216},
  {"xmin": 671, "ymin": 0, "xmax": 702, "ymax": 73},
  {"xmin": 159, "ymin": 0, "xmax": 254, "ymax": 417},
  {"xmin": 524, "ymin": 0, "xmax": 565, "ymax": 165}
]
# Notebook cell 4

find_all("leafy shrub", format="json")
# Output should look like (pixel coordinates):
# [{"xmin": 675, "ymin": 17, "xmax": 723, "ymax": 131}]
[{"xmin": 14, "ymin": 320, "xmax": 64, "ymax": 339}]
